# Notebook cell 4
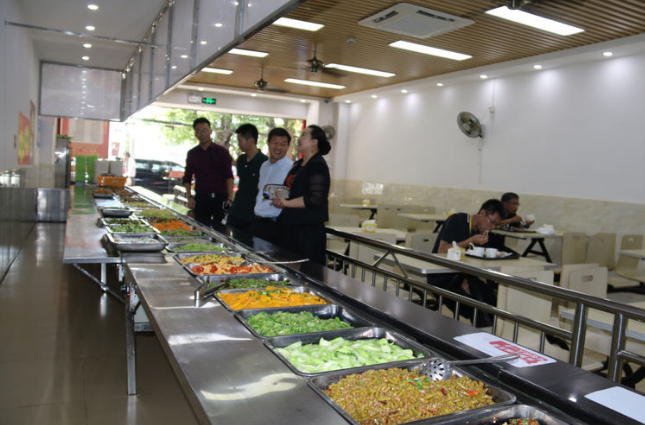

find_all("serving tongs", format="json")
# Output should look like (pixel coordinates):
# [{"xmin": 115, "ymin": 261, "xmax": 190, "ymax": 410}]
[
  {"xmin": 193, "ymin": 258, "xmax": 308, "ymax": 306},
  {"xmin": 231, "ymin": 258, "xmax": 310, "ymax": 266},
  {"xmin": 421, "ymin": 352, "xmax": 520, "ymax": 381}
]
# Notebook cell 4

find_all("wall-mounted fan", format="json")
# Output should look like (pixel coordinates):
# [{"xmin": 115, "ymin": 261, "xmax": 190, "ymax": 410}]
[
  {"xmin": 457, "ymin": 112, "xmax": 484, "ymax": 138},
  {"xmin": 322, "ymin": 124, "xmax": 336, "ymax": 141}
]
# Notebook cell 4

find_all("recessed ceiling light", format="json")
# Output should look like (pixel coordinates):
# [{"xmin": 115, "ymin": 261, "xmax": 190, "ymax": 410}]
[
  {"xmin": 401, "ymin": 89, "xmax": 408, "ymax": 94},
  {"xmin": 230, "ymin": 48, "xmax": 268, "ymax": 58},
  {"xmin": 250, "ymin": 93, "xmax": 257, "ymax": 97},
  {"xmin": 603, "ymin": 51, "xmax": 613, "ymax": 57},
  {"xmin": 436, "ymin": 82, "xmax": 444, "ymax": 87},
  {"xmin": 180, "ymin": 54, "xmax": 189, "ymax": 59},
  {"xmin": 389, "ymin": 40, "xmax": 471, "ymax": 61},
  {"xmin": 300, "ymin": 99, "xmax": 306, "ymax": 103},
  {"xmin": 273, "ymin": 17, "xmax": 324, "ymax": 32},
  {"xmin": 82, "ymin": 56, "xmax": 90, "ymax": 61},
  {"xmin": 87, "ymin": 4, "xmax": 98, "ymax": 10},
  {"xmin": 486, "ymin": 6, "xmax": 584, "ymax": 36},
  {"xmin": 284, "ymin": 78, "xmax": 345, "ymax": 89},
  {"xmin": 371, "ymin": 95, "xmax": 378, "ymax": 99},
  {"xmin": 533, "ymin": 64, "xmax": 543, "ymax": 70},
  {"xmin": 325, "ymin": 63, "xmax": 394, "ymax": 78},
  {"xmin": 203, "ymin": 67, "xmax": 233, "ymax": 75},
  {"xmin": 214, "ymin": 23, "xmax": 223, "ymax": 28},
  {"xmin": 171, "ymin": 65, "xmax": 177, "ymax": 69},
  {"xmin": 345, "ymin": 100, "xmax": 351, "ymax": 103},
  {"xmin": 83, "ymin": 43, "xmax": 92, "ymax": 49},
  {"xmin": 85, "ymin": 25, "xmax": 95, "ymax": 31},
  {"xmin": 200, "ymin": 41, "xmax": 207, "ymax": 45},
  {"xmin": 198, "ymin": 87, "xmax": 204, "ymax": 91},
  {"xmin": 480, "ymin": 74, "xmax": 488, "ymax": 79}
]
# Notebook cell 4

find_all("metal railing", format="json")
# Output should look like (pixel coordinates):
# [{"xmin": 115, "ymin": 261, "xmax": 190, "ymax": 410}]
[{"xmin": 326, "ymin": 227, "xmax": 645, "ymax": 386}]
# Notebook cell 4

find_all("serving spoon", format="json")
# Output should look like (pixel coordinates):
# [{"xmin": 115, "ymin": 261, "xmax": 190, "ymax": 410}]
[{"xmin": 422, "ymin": 352, "xmax": 520, "ymax": 381}]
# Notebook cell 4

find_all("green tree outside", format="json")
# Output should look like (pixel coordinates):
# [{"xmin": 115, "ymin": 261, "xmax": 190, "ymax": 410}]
[{"xmin": 137, "ymin": 107, "xmax": 304, "ymax": 158}]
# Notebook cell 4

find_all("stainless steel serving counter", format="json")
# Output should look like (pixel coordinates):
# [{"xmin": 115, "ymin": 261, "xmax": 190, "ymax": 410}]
[
  {"xmin": 127, "ymin": 259, "xmax": 348, "ymax": 425},
  {"xmin": 63, "ymin": 186, "xmax": 645, "ymax": 425}
]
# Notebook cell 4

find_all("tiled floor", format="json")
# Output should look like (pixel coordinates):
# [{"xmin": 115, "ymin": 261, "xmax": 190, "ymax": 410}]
[{"xmin": 0, "ymin": 223, "xmax": 199, "ymax": 425}]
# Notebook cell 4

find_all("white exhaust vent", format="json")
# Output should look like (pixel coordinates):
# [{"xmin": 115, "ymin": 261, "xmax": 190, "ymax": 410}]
[{"xmin": 358, "ymin": 3, "xmax": 474, "ymax": 39}]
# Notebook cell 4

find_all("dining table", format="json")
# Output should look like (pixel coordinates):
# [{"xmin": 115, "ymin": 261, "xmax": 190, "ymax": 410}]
[
  {"xmin": 396, "ymin": 212, "xmax": 449, "ymax": 233},
  {"xmin": 376, "ymin": 252, "xmax": 557, "ymax": 276},
  {"xmin": 492, "ymin": 229, "xmax": 564, "ymax": 263},
  {"xmin": 339, "ymin": 203, "xmax": 378, "ymax": 219},
  {"xmin": 328, "ymin": 225, "xmax": 407, "ymax": 244}
]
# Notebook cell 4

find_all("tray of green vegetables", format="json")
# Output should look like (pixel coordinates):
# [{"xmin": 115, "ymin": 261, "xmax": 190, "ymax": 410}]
[
  {"xmin": 235, "ymin": 304, "xmax": 373, "ymax": 338},
  {"xmin": 264, "ymin": 327, "xmax": 431, "ymax": 376}
]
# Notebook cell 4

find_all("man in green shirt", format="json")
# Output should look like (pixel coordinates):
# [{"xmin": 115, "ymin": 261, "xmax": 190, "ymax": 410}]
[{"xmin": 226, "ymin": 123, "xmax": 268, "ymax": 232}]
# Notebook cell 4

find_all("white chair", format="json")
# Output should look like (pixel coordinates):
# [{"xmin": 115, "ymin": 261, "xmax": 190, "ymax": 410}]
[
  {"xmin": 568, "ymin": 267, "xmax": 608, "ymax": 299},
  {"xmin": 608, "ymin": 234, "xmax": 645, "ymax": 291},
  {"xmin": 559, "ymin": 263, "xmax": 599, "ymax": 289},
  {"xmin": 349, "ymin": 233, "xmax": 404, "ymax": 296},
  {"xmin": 497, "ymin": 267, "xmax": 605, "ymax": 371},
  {"xmin": 561, "ymin": 232, "xmax": 587, "ymax": 265},
  {"xmin": 585, "ymin": 232, "xmax": 616, "ymax": 270},
  {"xmin": 405, "ymin": 232, "xmax": 437, "ymax": 253},
  {"xmin": 376, "ymin": 204, "xmax": 401, "ymax": 229}
]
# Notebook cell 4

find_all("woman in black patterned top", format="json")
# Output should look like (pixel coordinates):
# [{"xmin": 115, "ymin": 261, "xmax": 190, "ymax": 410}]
[{"xmin": 271, "ymin": 125, "xmax": 331, "ymax": 265}]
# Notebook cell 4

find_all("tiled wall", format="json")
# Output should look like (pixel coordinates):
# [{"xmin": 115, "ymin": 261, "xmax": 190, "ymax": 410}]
[
  {"xmin": 0, "ymin": 166, "xmax": 56, "ymax": 281},
  {"xmin": 331, "ymin": 179, "xmax": 645, "ymax": 264}
]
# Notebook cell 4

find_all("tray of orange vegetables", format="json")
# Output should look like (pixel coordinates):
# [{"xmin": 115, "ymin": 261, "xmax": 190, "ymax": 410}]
[{"xmin": 215, "ymin": 286, "xmax": 329, "ymax": 312}]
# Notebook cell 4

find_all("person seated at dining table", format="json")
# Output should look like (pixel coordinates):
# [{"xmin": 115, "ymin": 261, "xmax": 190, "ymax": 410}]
[
  {"xmin": 427, "ymin": 199, "xmax": 504, "ymax": 327},
  {"xmin": 499, "ymin": 192, "xmax": 534, "ymax": 230}
]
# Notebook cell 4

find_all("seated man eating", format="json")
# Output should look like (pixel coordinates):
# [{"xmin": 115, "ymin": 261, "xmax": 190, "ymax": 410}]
[{"xmin": 428, "ymin": 199, "xmax": 504, "ymax": 327}]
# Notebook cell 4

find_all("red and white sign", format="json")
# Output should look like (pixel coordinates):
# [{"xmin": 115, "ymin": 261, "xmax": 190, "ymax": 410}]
[{"xmin": 454, "ymin": 332, "xmax": 556, "ymax": 368}]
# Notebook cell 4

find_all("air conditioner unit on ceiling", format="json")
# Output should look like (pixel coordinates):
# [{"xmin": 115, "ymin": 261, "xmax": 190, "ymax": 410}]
[{"xmin": 358, "ymin": 3, "xmax": 474, "ymax": 39}]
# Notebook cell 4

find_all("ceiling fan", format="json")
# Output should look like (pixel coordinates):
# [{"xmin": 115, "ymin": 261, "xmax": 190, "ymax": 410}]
[
  {"xmin": 297, "ymin": 49, "xmax": 346, "ymax": 77},
  {"xmin": 254, "ymin": 68, "xmax": 287, "ymax": 93}
]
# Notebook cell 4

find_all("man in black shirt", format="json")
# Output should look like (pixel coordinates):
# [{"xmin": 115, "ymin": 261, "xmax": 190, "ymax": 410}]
[
  {"xmin": 429, "ymin": 199, "xmax": 504, "ymax": 327},
  {"xmin": 226, "ymin": 124, "xmax": 268, "ymax": 232}
]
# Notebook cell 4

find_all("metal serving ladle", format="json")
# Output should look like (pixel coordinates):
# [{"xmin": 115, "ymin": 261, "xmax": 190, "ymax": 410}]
[
  {"xmin": 422, "ymin": 352, "xmax": 520, "ymax": 381},
  {"xmin": 232, "ymin": 258, "xmax": 309, "ymax": 266}
]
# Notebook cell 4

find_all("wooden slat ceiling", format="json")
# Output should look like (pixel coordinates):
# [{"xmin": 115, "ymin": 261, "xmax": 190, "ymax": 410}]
[{"xmin": 187, "ymin": 0, "xmax": 645, "ymax": 99}]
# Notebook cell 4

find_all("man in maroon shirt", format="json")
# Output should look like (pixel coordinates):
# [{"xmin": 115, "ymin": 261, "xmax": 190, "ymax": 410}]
[{"xmin": 183, "ymin": 118, "xmax": 234, "ymax": 227}]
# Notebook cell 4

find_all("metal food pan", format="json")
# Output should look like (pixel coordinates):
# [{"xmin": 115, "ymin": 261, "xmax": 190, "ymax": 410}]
[
  {"xmin": 235, "ymin": 304, "xmax": 374, "ymax": 339},
  {"xmin": 197, "ymin": 273, "xmax": 295, "ymax": 290},
  {"xmin": 92, "ymin": 192, "xmax": 114, "ymax": 199},
  {"xmin": 98, "ymin": 217, "xmax": 139, "ymax": 227},
  {"xmin": 264, "ymin": 327, "xmax": 433, "ymax": 377},
  {"xmin": 99, "ymin": 207, "xmax": 133, "ymax": 218},
  {"xmin": 307, "ymin": 361, "xmax": 516, "ymax": 425},
  {"xmin": 106, "ymin": 232, "xmax": 168, "ymax": 252},
  {"xmin": 433, "ymin": 404, "xmax": 582, "ymax": 425},
  {"xmin": 215, "ymin": 286, "xmax": 330, "ymax": 312},
  {"xmin": 161, "ymin": 235, "xmax": 210, "ymax": 243},
  {"xmin": 173, "ymin": 251, "xmax": 247, "ymax": 267},
  {"xmin": 105, "ymin": 224, "xmax": 157, "ymax": 235},
  {"xmin": 166, "ymin": 240, "xmax": 229, "ymax": 253}
]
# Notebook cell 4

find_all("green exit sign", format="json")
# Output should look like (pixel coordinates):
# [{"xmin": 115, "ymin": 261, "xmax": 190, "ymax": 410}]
[{"xmin": 202, "ymin": 97, "xmax": 216, "ymax": 105}]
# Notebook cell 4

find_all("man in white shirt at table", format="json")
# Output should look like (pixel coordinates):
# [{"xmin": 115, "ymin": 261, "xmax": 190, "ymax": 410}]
[{"xmin": 251, "ymin": 128, "xmax": 293, "ymax": 245}]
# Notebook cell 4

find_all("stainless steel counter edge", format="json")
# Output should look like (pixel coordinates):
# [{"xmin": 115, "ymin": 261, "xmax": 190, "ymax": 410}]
[{"xmin": 127, "ymin": 260, "xmax": 349, "ymax": 425}]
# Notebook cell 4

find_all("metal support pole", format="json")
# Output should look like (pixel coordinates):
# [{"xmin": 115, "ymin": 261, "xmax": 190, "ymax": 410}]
[
  {"xmin": 607, "ymin": 313, "xmax": 627, "ymax": 382},
  {"xmin": 126, "ymin": 281, "xmax": 137, "ymax": 395}
]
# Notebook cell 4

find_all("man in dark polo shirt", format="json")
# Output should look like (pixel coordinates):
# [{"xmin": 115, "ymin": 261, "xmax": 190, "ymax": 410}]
[
  {"xmin": 183, "ymin": 117, "xmax": 234, "ymax": 227},
  {"xmin": 226, "ymin": 123, "xmax": 268, "ymax": 232},
  {"xmin": 428, "ymin": 199, "xmax": 504, "ymax": 327}
]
